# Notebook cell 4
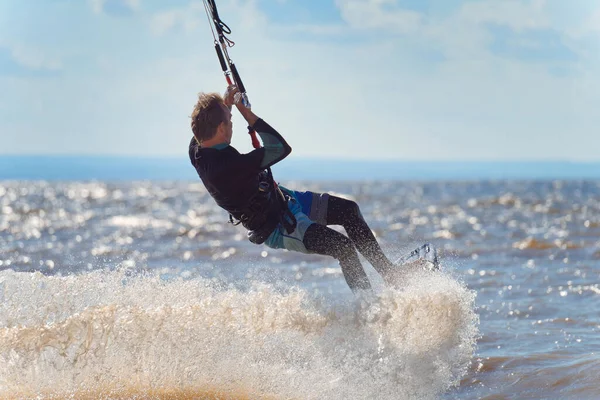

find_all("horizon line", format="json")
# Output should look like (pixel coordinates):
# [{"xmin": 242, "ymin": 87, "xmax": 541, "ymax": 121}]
[{"xmin": 0, "ymin": 154, "xmax": 599, "ymax": 164}]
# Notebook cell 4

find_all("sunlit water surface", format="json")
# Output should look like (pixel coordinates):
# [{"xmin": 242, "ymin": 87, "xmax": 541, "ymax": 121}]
[{"xmin": 1, "ymin": 180, "xmax": 599, "ymax": 399}]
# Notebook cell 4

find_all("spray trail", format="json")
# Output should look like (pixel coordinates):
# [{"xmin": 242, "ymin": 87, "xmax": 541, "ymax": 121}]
[{"xmin": 0, "ymin": 267, "xmax": 477, "ymax": 399}]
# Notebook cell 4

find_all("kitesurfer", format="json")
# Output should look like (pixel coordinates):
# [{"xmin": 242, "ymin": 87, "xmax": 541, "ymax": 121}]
[{"xmin": 189, "ymin": 85, "xmax": 397, "ymax": 292}]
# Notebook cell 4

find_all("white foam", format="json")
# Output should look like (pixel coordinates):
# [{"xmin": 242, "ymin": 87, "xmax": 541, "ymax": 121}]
[{"xmin": 0, "ymin": 267, "xmax": 478, "ymax": 399}]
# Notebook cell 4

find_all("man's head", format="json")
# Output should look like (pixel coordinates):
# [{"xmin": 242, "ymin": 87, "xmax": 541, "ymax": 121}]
[{"xmin": 191, "ymin": 92, "xmax": 233, "ymax": 146}]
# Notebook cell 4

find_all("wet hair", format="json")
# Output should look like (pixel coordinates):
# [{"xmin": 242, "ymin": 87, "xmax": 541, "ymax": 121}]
[{"xmin": 190, "ymin": 92, "xmax": 226, "ymax": 144}]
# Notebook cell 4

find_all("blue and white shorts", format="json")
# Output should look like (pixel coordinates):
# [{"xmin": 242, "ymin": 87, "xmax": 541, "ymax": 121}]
[{"xmin": 263, "ymin": 186, "xmax": 329, "ymax": 253}]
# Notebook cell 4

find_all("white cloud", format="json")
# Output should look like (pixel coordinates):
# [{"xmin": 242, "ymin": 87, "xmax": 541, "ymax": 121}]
[
  {"xmin": 277, "ymin": 23, "xmax": 347, "ymax": 36},
  {"xmin": 458, "ymin": 0, "xmax": 550, "ymax": 31},
  {"xmin": 149, "ymin": 3, "xmax": 205, "ymax": 36},
  {"xmin": 333, "ymin": 0, "xmax": 595, "ymax": 65},
  {"xmin": 150, "ymin": 10, "xmax": 180, "ymax": 35},
  {"xmin": 125, "ymin": 0, "xmax": 141, "ymax": 9},
  {"xmin": 90, "ymin": 0, "xmax": 141, "ymax": 15},
  {"xmin": 9, "ymin": 43, "xmax": 62, "ymax": 71},
  {"xmin": 335, "ymin": 0, "xmax": 551, "ymax": 34},
  {"xmin": 335, "ymin": 0, "xmax": 423, "ymax": 33},
  {"xmin": 90, "ymin": 0, "xmax": 104, "ymax": 14},
  {"xmin": 586, "ymin": 8, "xmax": 600, "ymax": 33}
]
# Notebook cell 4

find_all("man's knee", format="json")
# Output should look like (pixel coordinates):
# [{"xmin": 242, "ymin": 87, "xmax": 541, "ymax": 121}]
[
  {"xmin": 339, "ymin": 198, "xmax": 363, "ymax": 222},
  {"xmin": 328, "ymin": 231, "xmax": 357, "ymax": 260},
  {"xmin": 335, "ymin": 231, "xmax": 354, "ymax": 250},
  {"xmin": 304, "ymin": 223, "xmax": 355, "ymax": 259}
]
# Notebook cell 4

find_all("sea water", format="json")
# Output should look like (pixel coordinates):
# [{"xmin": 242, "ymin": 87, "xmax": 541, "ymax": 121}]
[{"xmin": 0, "ymin": 180, "xmax": 598, "ymax": 399}]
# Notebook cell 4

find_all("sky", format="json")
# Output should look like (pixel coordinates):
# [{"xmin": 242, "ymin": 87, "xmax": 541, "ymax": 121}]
[{"xmin": 0, "ymin": 0, "xmax": 599, "ymax": 161}]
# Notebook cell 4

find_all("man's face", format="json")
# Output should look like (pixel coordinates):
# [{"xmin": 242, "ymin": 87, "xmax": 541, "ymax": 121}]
[{"xmin": 220, "ymin": 103, "xmax": 233, "ymax": 143}]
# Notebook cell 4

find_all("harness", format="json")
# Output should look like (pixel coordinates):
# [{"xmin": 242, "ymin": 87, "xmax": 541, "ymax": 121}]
[{"xmin": 202, "ymin": 0, "xmax": 296, "ymax": 243}]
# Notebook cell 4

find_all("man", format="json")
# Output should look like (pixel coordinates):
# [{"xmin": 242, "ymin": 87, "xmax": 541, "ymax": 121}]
[{"xmin": 189, "ymin": 86, "xmax": 397, "ymax": 292}]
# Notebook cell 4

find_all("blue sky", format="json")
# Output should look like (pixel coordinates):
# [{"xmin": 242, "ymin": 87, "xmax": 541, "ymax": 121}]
[{"xmin": 1, "ymin": 0, "xmax": 599, "ymax": 161}]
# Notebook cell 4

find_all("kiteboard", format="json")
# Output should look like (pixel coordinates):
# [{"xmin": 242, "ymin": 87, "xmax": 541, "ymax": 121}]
[{"xmin": 395, "ymin": 242, "xmax": 440, "ymax": 271}]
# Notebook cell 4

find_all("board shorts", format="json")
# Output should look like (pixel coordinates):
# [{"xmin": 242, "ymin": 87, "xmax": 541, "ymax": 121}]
[{"xmin": 263, "ymin": 186, "xmax": 329, "ymax": 254}]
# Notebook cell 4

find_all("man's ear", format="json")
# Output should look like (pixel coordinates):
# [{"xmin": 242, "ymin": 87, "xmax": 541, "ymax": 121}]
[{"xmin": 215, "ymin": 122, "xmax": 224, "ymax": 136}]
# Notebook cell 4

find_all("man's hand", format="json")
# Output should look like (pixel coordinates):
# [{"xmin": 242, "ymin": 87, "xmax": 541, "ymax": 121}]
[
  {"xmin": 224, "ymin": 84, "xmax": 258, "ymax": 126},
  {"xmin": 232, "ymin": 90, "xmax": 258, "ymax": 127},
  {"xmin": 223, "ymin": 85, "xmax": 239, "ymax": 110}
]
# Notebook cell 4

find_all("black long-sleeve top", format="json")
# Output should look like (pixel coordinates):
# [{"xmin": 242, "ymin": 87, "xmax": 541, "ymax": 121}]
[{"xmin": 188, "ymin": 118, "xmax": 292, "ymax": 221}]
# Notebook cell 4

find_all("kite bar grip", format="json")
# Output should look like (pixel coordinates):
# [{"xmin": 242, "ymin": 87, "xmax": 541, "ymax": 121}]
[
  {"xmin": 230, "ymin": 63, "xmax": 246, "ymax": 93},
  {"xmin": 215, "ymin": 44, "xmax": 228, "ymax": 72}
]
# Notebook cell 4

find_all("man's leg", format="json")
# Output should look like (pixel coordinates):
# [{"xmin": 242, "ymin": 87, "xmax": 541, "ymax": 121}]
[
  {"xmin": 325, "ymin": 196, "xmax": 395, "ymax": 277},
  {"xmin": 302, "ymin": 223, "xmax": 371, "ymax": 292},
  {"xmin": 263, "ymin": 191, "xmax": 371, "ymax": 292}
]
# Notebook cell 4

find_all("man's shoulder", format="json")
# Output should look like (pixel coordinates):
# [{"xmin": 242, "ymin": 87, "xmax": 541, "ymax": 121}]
[
  {"xmin": 189, "ymin": 139, "xmax": 243, "ymax": 166},
  {"xmin": 188, "ymin": 137, "xmax": 199, "ymax": 159}
]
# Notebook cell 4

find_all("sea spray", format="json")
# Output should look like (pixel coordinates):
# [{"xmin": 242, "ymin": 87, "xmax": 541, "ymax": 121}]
[{"xmin": 0, "ymin": 267, "xmax": 477, "ymax": 399}]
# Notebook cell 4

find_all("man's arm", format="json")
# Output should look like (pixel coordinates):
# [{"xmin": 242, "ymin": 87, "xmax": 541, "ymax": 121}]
[
  {"xmin": 251, "ymin": 118, "xmax": 292, "ymax": 169},
  {"xmin": 234, "ymin": 91, "xmax": 292, "ymax": 169}
]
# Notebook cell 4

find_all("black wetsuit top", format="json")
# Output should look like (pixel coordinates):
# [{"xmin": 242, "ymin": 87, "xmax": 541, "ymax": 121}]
[{"xmin": 188, "ymin": 118, "xmax": 292, "ymax": 231}]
